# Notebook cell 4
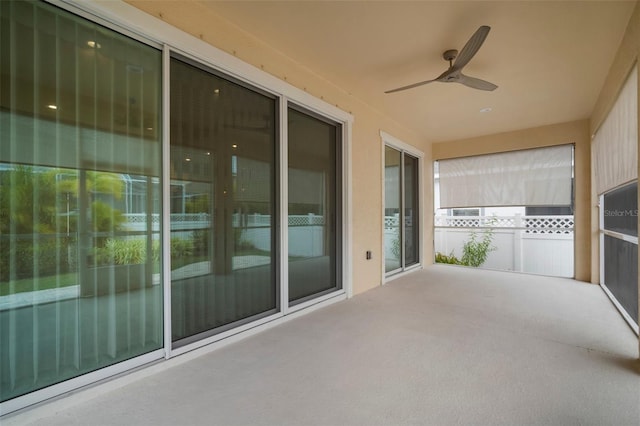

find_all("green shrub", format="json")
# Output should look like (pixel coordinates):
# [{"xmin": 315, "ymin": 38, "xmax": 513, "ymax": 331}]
[
  {"xmin": 0, "ymin": 236, "xmax": 76, "ymax": 282},
  {"xmin": 171, "ymin": 237, "xmax": 193, "ymax": 259},
  {"xmin": 95, "ymin": 238, "xmax": 146, "ymax": 265},
  {"xmin": 95, "ymin": 237, "xmax": 195, "ymax": 265},
  {"xmin": 435, "ymin": 229, "xmax": 495, "ymax": 268},
  {"xmin": 435, "ymin": 251, "xmax": 461, "ymax": 264},
  {"xmin": 460, "ymin": 229, "xmax": 495, "ymax": 267}
]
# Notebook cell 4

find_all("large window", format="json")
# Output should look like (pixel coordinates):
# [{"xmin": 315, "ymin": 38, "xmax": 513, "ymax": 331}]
[
  {"xmin": 169, "ymin": 57, "xmax": 277, "ymax": 345},
  {"xmin": 0, "ymin": 0, "xmax": 163, "ymax": 402}
]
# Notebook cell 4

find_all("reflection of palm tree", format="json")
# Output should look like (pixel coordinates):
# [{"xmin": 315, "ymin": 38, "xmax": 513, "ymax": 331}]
[
  {"xmin": 0, "ymin": 166, "xmax": 128, "ymax": 283},
  {"xmin": 56, "ymin": 170, "xmax": 125, "ymax": 234},
  {"xmin": 0, "ymin": 166, "xmax": 57, "ymax": 234},
  {"xmin": 56, "ymin": 171, "xmax": 124, "ymax": 200}
]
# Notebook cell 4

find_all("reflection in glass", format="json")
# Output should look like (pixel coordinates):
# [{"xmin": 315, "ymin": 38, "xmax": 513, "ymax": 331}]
[
  {"xmin": 384, "ymin": 147, "xmax": 402, "ymax": 272},
  {"xmin": 288, "ymin": 108, "xmax": 341, "ymax": 303},
  {"xmin": 0, "ymin": 1, "xmax": 162, "ymax": 402},
  {"xmin": 170, "ymin": 58, "xmax": 277, "ymax": 344}
]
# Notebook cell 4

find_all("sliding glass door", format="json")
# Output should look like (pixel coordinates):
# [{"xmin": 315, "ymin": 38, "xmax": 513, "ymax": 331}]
[
  {"xmin": 170, "ymin": 56, "xmax": 277, "ymax": 345},
  {"xmin": 385, "ymin": 146, "xmax": 420, "ymax": 275}
]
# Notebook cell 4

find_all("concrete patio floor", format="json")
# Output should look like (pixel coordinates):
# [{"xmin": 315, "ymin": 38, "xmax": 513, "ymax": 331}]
[{"xmin": 5, "ymin": 265, "xmax": 640, "ymax": 425}]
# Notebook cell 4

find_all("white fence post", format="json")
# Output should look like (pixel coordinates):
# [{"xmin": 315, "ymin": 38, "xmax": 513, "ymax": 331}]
[{"xmin": 513, "ymin": 213, "xmax": 523, "ymax": 272}]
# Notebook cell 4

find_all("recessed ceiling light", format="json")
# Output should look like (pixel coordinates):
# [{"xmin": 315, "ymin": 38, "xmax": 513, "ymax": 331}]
[
  {"xmin": 146, "ymin": 127, "xmax": 153, "ymax": 131},
  {"xmin": 47, "ymin": 104, "xmax": 58, "ymax": 110},
  {"xmin": 87, "ymin": 40, "xmax": 101, "ymax": 49},
  {"xmin": 185, "ymin": 158, "xmax": 191, "ymax": 162},
  {"xmin": 213, "ymin": 89, "xmax": 220, "ymax": 95},
  {"xmin": 232, "ymin": 144, "xmax": 238, "ymax": 149},
  {"xmin": 206, "ymin": 152, "xmax": 211, "ymax": 156},
  {"xmin": 479, "ymin": 107, "xmax": 492, "ymax": 113}
]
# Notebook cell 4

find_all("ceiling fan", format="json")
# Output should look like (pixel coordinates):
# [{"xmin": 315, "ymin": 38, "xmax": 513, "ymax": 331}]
[{"xmin": 385, "ymin": 25, "xmax": 498, "ymax": 94}]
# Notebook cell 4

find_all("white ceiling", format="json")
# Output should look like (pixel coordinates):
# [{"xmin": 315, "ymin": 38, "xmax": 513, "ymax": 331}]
[{"xmin": 200, "ymin": 0, "xmax": 635, "ymax": 143}]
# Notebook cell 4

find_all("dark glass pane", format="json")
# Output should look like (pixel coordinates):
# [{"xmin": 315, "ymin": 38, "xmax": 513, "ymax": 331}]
[
  {"xmin": 288, "ymin": 108, "xmax": 341, "ymax": 303},
  {"xmin": 603, "ymin": 182, "xmax": 637, "ymax": 237},
  {"xmin": 604, "ymin": 235, "xmax": 638, "ymax": 322},
  {"xmin": 170, "ymin": 57, "xmax": 277, "ymax": 343}
]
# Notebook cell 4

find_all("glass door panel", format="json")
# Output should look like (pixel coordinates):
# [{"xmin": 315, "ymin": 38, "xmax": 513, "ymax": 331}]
[
  {"xmin": 288, "ymin": 107, "xmax": 342, "ymax": 304},
  {"xmin": 170, "ymin": 57, "xmax": 277, "ymax": 345}
]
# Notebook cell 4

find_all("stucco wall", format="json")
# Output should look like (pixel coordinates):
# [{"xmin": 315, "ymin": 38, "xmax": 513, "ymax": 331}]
[
  {"xmin": 432, "ymin": 120, "xmax": 592, "ymax": 283},
  {"xmin": 126, "ymin": 0, "xmax": 430, "ymax": 295}
]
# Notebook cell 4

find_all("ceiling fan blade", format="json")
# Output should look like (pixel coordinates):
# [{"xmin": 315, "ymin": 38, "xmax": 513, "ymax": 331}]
[
  {"xmin": 385, "ymin": 79, "xmax": 437, "ymax": 94},
  {"xmin": 453, "ymin": 25, "xmax": 490, "ymax": 70},
  {"xmin": 457, "ymin": 74, "xmax": 498, "ymax": 91}
]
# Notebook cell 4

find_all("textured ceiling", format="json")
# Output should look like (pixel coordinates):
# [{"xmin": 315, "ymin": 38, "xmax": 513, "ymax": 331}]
[{"xmin": 199, "ymin": 0, "xmax": 635, "ymax": 143}]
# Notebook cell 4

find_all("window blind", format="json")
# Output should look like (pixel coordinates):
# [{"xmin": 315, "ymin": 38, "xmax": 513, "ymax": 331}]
[
  {"xmin": 593, "ymin": 65, "xmax": 638, "ymax": 195},
  {"xmin": 438, "ymin": 144, "xmax": 573, "ymax": 209}
]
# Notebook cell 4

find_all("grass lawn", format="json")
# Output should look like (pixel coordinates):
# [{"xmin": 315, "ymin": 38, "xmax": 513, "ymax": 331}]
[
  {"xmin": 1, "ymin": 249, "xmax": 305, "ymax": 297},
  {"xmin": 0, "ymin": 272, "xmax": 78, "ymax": 296}
]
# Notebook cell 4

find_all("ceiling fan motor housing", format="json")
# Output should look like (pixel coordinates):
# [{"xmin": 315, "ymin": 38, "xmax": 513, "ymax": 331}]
[{"xmin": 443, "ymin": 49, "xmax": 458, "ymax": 62}]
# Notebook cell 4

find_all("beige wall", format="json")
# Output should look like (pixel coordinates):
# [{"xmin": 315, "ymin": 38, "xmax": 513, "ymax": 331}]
[
  {"xmin": 432, "ymin": 120, "xmax": 592, "ymax": 282},
  {"xmin": 126, "ymin": 1, "xmax": 430, "ymax": 295}
]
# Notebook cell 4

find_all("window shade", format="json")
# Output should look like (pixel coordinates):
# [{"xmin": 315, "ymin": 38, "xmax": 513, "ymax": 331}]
[
  {"xmin": 438, "ymin": 145, "xmax": 573, "ymax": 209},
  {"xmin": 593, "ymin": 65, "xmax": 638, "ymax": 195}
]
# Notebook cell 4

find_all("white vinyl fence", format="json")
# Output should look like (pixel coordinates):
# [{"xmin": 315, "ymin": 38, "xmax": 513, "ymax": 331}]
[
  {"xmin": 124, "ymin": 213, "xmax": 325, "ymax": 257},
  {"xmin": 433, "ymin": 215, "xmax": 574, "ymax": 277}
]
